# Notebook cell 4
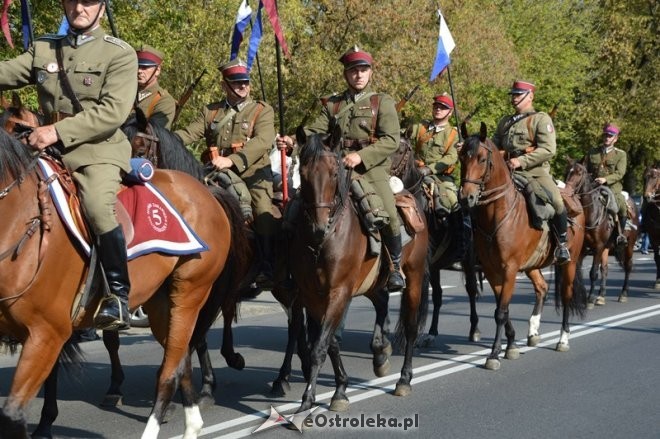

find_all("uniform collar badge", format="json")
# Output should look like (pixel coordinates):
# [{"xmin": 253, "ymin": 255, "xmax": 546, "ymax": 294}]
[
  {"xmin": 83, "ymin": 76, "xmax": 93, "ymax": 86},
  {"xmin": 138, "ymin": 91, "xmax": 153, "ymax": 102}
]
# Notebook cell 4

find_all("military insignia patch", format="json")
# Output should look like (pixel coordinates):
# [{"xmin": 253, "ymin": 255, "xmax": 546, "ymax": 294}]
[
  {"xmin": 46, "ymin": 62, "xmax": 58, "ymax": 73},
  {"xmin": 241, "ymin": 122, "xmax": 249, "ymax": 130},
  {"xmin": 83, "ymin": 76, "xmax": 93, "ymax": 86},
  {"xmin": 547, "ymin": 124, "xmax": 554, "ymax": 133},
  {"xmin": 359, "ymin": 120, "xmax": 368, "ymax": 128}
]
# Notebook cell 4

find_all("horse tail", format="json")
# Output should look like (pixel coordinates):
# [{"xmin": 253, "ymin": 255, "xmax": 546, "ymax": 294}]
[
  {"xmin": 393, "ymin": 265, "xmax": 430, "ymax": 352},
  {"xmin": 554, "ymin": 258, "xmax": 588, "ymax": 318},
  {"xmin": 191, "ymin": 186, "xmax": 251, "ymax": 347}
]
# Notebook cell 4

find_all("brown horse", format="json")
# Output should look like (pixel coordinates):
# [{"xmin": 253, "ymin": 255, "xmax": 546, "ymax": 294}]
[
  {"xmin": 289, "ymin": 129, "xmax": 429, "ymax": 412},
  {"xmin": 642, "ymin": 166, "xmax": 660, "ymax": 289},
  {"xmin": 0, "ymin": 128, "xmax": 248, "ymax": 438},
  {"xmin": 564, "ymin": 160, "xmax": 639, "ymax": 304},
  {"xmin": 458, "ymin": 123, "xmax": 587, "ymax": 370},
  {"xmin": 0, "ymin": 92, "xmax": 43, "ymax": 136},
  {"xmin": 389, "ymin": 137, "xmax": 481, "ymax": 344}
]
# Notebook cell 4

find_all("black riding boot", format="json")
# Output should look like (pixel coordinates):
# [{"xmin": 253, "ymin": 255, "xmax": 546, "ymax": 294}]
[
  {"xmin": 94, "ymin": 226, "xmax": 131, "ymax": 330},
  {"xmin": 255, "ymin": 233, "xmax": 275, "ymax": 286},
  {"xmin": 616, "ymin": 213, "xmax": 628, "ymax": 246},
  {"xmin": 448, "ymin": 210, "xmax": 468, "ymax": 263},
  {"xmin": 383, "ymin": 233, "xmax": 406, "ymax": 291},
  {"xmin": 552, "ymin": 211, "xmax": 571, "ymax": 265}
]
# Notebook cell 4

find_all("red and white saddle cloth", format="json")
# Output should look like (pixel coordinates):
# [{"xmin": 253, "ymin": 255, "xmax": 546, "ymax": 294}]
[{"xmin": 38, "ymin": 159, "xmax": 208, "ymax": 260}]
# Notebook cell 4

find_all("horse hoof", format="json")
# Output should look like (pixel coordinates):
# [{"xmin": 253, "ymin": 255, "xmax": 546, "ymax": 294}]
[
  {"xmin": 271, "ymin": 380, "xmax": 290, "ymax": 397},
  {"xmin": 100, "ymin": 394, "xmax": 123, "ymax": 407},
  {"xmin": 374, "ymin": 359, "xmax": 391, "ymax": 377},
  {"xmin": 555, "ymin": 342, "xmax": 570, "ymax": 352},
  {"xmin": 383, "ymin": 343, "xmax": 393, "ymax": 357},
  {"xmin": 394, "ymin": 383, "xmax": 412, "ymax": 397},
  {"xmin": 470, "ymin": 330, "xmax": 481, "ymax": 343},
  {"xmin": 527, "ymin": 335, "xmax": 540, "ymax": 347},
  {"xmin": 655, "ymin": 280, "xmax": 660, "ymax": 290},
  {"xmin": 329, "ymin": 398, "xmax": 350, "ymax": 412},
  {"xmin": 505, "ymin": 347, "xmax": 520, "ymax": 360},
  {"xmin": 617, "ymin": 295, "xmax": 628, "ymax": 303},
  {"xmin": 162, "ymin": 403, "xmax": 177, "ymax": 424},
  {"xmin": 228, "ymin": 353, "xmax": 245, "ymax": 370},
  {"xmin": 485, "ymin": 358, "xmax": 501, "ymax": 370},
  {"xmin": 594, "ymin": 296, "xmax": 606, "ymax": 306},
  {"xmin": 416, "ymin": 334, "xmax": 435, "ymax": 348},
  {"xmin": 198, "ymin": 394, "xmax": 215, "ymax": 410},
  {"xmin": 586, "ymin": 302, "xmax": 595, "ymax": 310}
]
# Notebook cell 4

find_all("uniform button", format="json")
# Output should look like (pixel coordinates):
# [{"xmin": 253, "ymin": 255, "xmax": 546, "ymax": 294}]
[{"xmin": 69, "ymin": 57, "xmax": 74, "ymax": 61}]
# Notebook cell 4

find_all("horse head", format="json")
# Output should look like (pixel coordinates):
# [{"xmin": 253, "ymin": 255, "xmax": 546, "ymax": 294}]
[
  {"xmin": 0, "ymin": 93, "xmax": 43, "ymax": 143},
  {"xmin": 564, "ymin": 159, "xmax": 592, "ymax": 195},
  {"xmin": 297, "ymin": 127, "xmax": 349, "ymax": 243},
  {"xmin": 643, "ymin": 166, "xmax": 660, "ymax": 202},
  {"xmin": 458, "ymin": 122, "xmax": 501, "ymax": 209},
  {"xmin": 122, "ymin": 108, "xmax": 161, "ymax": 166}
]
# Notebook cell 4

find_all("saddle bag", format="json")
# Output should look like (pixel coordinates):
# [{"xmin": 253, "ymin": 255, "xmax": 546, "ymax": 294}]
[
  {"xmin": 350, "ymin": 177, "xmax": 390, "ymax": 233},
  {"xmin": 598, "ymin": 186, "xmax": 619, "ymax": 216},
  {"xmin": 395, "ymin": 192, "xmax": 425, "ymax": 234},
  {"xmin": 206, "ymin": 169, "xmax": 253, "ymax": 221},
  {"xmin": 559, "ymin": 186, "xmax": 583, "ymax": 218}
]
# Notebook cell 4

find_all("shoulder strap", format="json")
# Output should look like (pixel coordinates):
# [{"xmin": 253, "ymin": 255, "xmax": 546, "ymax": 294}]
[
  {"xmin": 56, "ymin": 40, "xmax": 83, "ymax": 114},
  {"xmin": 246, "ymin": 102, "xmax": 265, "ymax": 139},
  {"xmin": 416, "ymin": 124, "xmax": 434, "ymax": 153},
  {"xmin": 443, "ymin": 127, "xmax": 458, "ymax": 154},
  {"xmin": 501, "ymin": 111, "xmax": 537, "ymax": 136},
  {"xmin": 145, "ymin": 92, "xmax": 163, "ymax": 118},
  {"xmin": 526, "ymin": 115, "xmax": 536, "ymax": 147},
  {"xmin": 369, "ymin": 94, "xmax": 380, "ymax": 143}
]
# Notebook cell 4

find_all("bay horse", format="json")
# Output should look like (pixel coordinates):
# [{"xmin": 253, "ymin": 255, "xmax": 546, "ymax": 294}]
[
  {"xmin": 642, "ymin": 166, "xmax": 660, "ymax": 289},
  {"xmin": 389, "ymin": 137, "xmax": 481, "ymax": 344},
  {"xmin": 564, "ymin": 160, "xmax": 639, "ymax": 304},
  {"xmin": 459, "ymin": 123, "xmax": 587, "ymax": 370},
  {"xmin": 290, "ymin": 128, "xmax": 429, "ymax": 413},
  {"xmin": 0, "ymin": 127, "xmax": 248, "ymax": 438}
]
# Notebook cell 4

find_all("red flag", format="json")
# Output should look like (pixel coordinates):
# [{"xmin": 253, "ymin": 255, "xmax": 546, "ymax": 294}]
[
  {"xmin": 261, "ymin": 0, "xmax": 290, "ymax": 58},
  {"xmin": 1, "ymin": 0, "xmax": 14, "ymax": 49}
]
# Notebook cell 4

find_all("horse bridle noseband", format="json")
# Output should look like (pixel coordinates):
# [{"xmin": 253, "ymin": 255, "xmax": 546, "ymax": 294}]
[{"xmin": 461, "ymin": 141, "xmax": 512, "ymax": 206}]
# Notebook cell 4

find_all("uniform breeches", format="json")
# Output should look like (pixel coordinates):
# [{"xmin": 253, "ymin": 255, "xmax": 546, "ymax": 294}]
[
  {"xmin": 614, "ymin": 191, "xmax": 627, "ymax": 218},
  {"xmin": 73, "ymin": 163, "xmax": 122, "ymax": 235},
  {"xmin": 370, "ymin": 178, "xmax": 401, "ymax": 237},
  {"xmin": 248, "ymin": 178, "xmax": 278, "ymax": 236},
  {"xmin": 533, "ymin": 174, "xmax": 566, "ymax": 215}
]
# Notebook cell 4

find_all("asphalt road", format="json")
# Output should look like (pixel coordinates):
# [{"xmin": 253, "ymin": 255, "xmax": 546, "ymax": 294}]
[{"xmin": 1, "ymin": 253, "xmax": 659, "ymax": 439}]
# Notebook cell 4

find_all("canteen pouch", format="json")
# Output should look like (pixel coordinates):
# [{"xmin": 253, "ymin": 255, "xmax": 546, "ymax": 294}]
[
  {"xmin": 206, "ymin": 168, "xmax": 253, "ymax": 221},
  {"xmin": 395, "ymin": 192, "xmax": 425, "ymax": 234},
  {"xmin": 350, "ymin": 177, "xmax": 389, "ymax": 233}
]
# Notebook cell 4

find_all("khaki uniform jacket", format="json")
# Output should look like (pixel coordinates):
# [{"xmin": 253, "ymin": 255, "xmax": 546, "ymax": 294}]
[
  {"xmin": 408, "ymin": 121, "xmax": 458, "ymax": 182},
  {"xmin": 135, "ymin": 83, "xmax": 176, "ymax": 130},
  {"xmin": 0, "ymin": 27, "xmax": 137, "ymax": 173},
  {"xmin": 175, "ymin": 97, "xmax": 275, "ymax": 180},
  {"xmin": 305, "ymin": 86, "xmax": 400, "ymax": 182},
  {"xmin": 585, "ymin": 146, "xmax": 627, "ymax": 193}
]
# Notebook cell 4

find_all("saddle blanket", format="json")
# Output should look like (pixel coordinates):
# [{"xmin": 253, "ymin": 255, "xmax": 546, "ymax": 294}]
[{"xmin": 38, "ymin": 159, "xmax": 208, "ymax": 260}]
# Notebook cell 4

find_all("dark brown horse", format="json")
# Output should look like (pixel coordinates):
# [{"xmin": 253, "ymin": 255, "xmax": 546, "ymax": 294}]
[
  {"xmin": 389, "ymin": 137, "xmax": 481, "ymax": 344},
  {"xmin": 289, "ymin": 129, "xmax": 429, "ymax": 412},
  {"xmin": 642, "ymin": 166, "xmax": 660, "ymax": 289},
  {"xmin": 564, "ymin": 160, "xmax": 639, "ymax": 305},
  {"xmin": 0, "ymin": 128, "xmax": 248, "ymax": 437},
  {"xmin": 459, "ymin": 123, "xmax": 587, "ymax": 370}
]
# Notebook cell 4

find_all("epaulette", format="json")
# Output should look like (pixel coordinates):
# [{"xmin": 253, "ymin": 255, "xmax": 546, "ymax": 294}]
[
  {"xmin": 103, "ymin": 35, "xmax": 128, "ymax": 49},
  {"xmin": 36, "ymin": 34, "xmax": 66, "ymax": 41}
]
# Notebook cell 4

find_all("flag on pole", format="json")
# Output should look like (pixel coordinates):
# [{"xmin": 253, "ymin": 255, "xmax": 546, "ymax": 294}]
[
  {"xmin": 20, "ymin": 0, "xmax": 32, "ymax": 49},
  {"xmin": 246, "ymin": 4, "xmax": 263, "ymax": 69},
  {"xmin": 57, "ymin": 16, "xmax": 68, "ymax": 35},
  {"xmin": 261, "ymin": 0, "xmax": 290, "ymax": 58},
  {"xmin": 1, "ymin": 0, "xmax": 14, "ymax": 49},
  {"xmin": 230, "ymin": 0, "xmax": 252, "ymax": 60},
  {"xmin": 429, "ymin": 8, "xmax": 455, "ymax": 82}
]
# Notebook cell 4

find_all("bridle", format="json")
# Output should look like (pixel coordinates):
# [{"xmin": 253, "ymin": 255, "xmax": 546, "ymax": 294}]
[
  {"xmin": 461, "ymin": 139, "xmax": 513, "ymax": 206},
  {"xmin": 133, "ymin": 123, "xmax": 160, "ymax": 168},
  {"xmin": 564, "ymin": 163, "xmax": 607, "ymax": 229}
]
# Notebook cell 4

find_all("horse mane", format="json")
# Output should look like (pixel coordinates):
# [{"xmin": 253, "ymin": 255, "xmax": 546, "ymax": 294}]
[
  {"xmin": 0, "ymin": 127, "xmax": 36, "ymax": 180},
  {"xmin": 299, "ymin": 132, "xmax": 350, "ymax": 201},
  {"xmin": 461, "ymin": 133, "xmax": 485, "ymax": 159}
]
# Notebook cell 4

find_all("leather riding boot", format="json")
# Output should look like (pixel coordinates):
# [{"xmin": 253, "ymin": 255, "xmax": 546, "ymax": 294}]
[
  {"xmin": 616, "ymin": 213, "xmax": 628, "ymax": 246},
  {"xmin": 255, "ymin": 233, "xmax": 275, "ymax": 286},
  {"xmin": 95, "ymin": 226, "xmax": 131, "ymax": 331},
  {"xmin": 383, "ymin": 233, "xmax": 406, "ymax": 291},
  {"xmin": 448, "ymin": 210, "xmax": 467, "ymax": 263},
  {"xmin": 552, "ymin": 211, "xmax": 571, "ymax": 265}
]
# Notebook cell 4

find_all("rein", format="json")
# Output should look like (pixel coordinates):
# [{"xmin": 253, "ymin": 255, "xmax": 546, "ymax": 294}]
[
  {"xmin": 566, "ymin": 168, "xmax": 608, "ymax": 229},
  {"xmin": 134, "ymin": 124, "xmax": 160, "ymax": 168}
]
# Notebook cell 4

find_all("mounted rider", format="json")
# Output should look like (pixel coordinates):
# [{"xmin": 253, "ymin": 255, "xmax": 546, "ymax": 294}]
[
  {"xmin": 175, "ymin": 58, "xmax": 278, "ymax": 281},
  {"xmin": 492, "ymin": 80, "xmax": 571, "ymax": 265},
  {"xmin": 277, "ymin": 45, "xmax": 405, "ymax": 291},
  {"xmin": 584, "ymin": 123, "xmax": 629, "ymax": 246},
  {"xmin": 134, "ymin": 44, "xmax": 176, "ymax": 129},
  {"xmin": 0, "ymin": 0, "xmax": 138, "ymax": 329},
  {"xmin": 406, "ymin": 93, "xmax": 466, "ymax": 261}
]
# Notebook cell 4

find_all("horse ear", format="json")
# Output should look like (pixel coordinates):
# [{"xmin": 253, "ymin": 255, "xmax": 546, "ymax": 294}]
[
  {"xmin": 11, "ymin": 92, "xmax": 21, "ymax": 109},
  {"xmin": 296, "ymin": 125, "xmax": 306, "ymax": 146},
  {"xmin": 135, "ymin": 108, "xmax": 148, "ymax": 131},
  {"xmin": 0, "ymin": 93, "xmax": 9, "ymax": 110},
  {"xmin": 460, "ymin": 121, "xmax": 469, "ymax": 140},
  {"xmin": 479, "ymin": 122, "xmax": 487, "ymax": 141}
]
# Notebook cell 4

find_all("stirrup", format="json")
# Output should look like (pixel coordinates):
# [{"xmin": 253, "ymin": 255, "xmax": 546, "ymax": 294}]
[
  {"xmin": 554, "ymin": 245, "xmax": 571, "ymax": 265},
  {"xmin": 387, "ymin": 270, "xmax": 406, "ymax": 292},
  {"xmin": 94, "ymin": 296, "xmax": 130, "ymax": 331}
]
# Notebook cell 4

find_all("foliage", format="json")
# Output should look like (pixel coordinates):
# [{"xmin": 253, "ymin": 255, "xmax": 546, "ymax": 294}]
[{"xmin": 0, "ymin": 0, "xmax": 656, "ymax": 191}]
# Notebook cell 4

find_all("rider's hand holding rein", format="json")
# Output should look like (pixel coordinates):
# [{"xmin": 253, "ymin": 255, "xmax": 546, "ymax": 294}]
[
  {"xmin": 211, "ymin": 155, "xmax": 234, "ymax": 170},
  {"xmin": 507, "ymin": 157, "xmax": 521, "ymax": 170},
  {"xmin": 27, "ymin": 125, "xmax": 59, "ymax": 151},
  {"xmin": 342, "ymin": 152, "xmax": 362, "ymax": 169}
]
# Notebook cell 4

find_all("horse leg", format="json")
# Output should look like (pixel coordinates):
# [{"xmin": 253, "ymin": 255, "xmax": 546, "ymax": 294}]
[
  {"xmin": 526, "ymin": 269, "xmax": 548, "ymax": 347},
  {"xmin": 485, "ymin": 279, "xmax": 513, "ymax": 371},
  {"xmin": 369, "ymin": 288, "xmax": 392, "ymax": 377},
  {"xmin": 32, "ymin": 362, "xmax": 59, "ymax": 439},
  {"xmin": 556, "ymin": 262, "xmax": 578, "ymax": 352},
  {"xmin": 655, "ymin": 247, "xmax": 660, "ymax": 290},
  {"xmin": 195, "ymin": 339, "xmax": 216, "ymax": 409},
  {"xmin": 179, "ymin": 353, "xmax": 204, "ymax": 439},
  {"xmin": 100, "ymin": 330, "xmax": 124, "ymax": 407},
  {"xmin": 588, "ymin": 256, "xmax": 599, "ymax": 306},
  {"xmin": 429, "ymin": 264, "xmax": 442, "ymax": 337},
  {"xmin": 327, "ymin": 335, "xmax": 350, "ymax": 412},
  {"xmin": 595, "ymin": 248, "xmax": 609, "ymax": 306},
  {"xmin": 393, "ymin": 270, "xmax": 423, "ymax": 397},
  {"xmin": 272, "ymin": 300, "xmax": 304, "ymax": 396},
  {"xmin": 618, "ymin": 243, "xmax": 634, "ymax": 303},
  {"xmin": 463, "ymin": 257, "xmax": 481, "ymax": 342},
  {"xmin": 220, "ymin": 303, "xmax": 245, "ymax": 370}
]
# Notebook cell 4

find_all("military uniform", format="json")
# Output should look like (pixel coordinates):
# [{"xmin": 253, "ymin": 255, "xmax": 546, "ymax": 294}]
[
  {"xmin": 176, "ymin": 96, "xmax": 277, "ymax": 235},
  {"xmin": 0, "ymin": 22, "xmax": 138, "ymax": 330},
  {"xmin": 305, "ymin": 85, "xmax": 401, "ymax": 235},
  {"xmin": 585, "ymin": 145, "xmax": 627, "ymax": 219},
  {"xmin": 135, "ymin": 83, "xmax": 176, "ymax": 129}
]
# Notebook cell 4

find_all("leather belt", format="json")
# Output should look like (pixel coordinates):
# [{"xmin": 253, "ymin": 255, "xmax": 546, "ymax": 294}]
[
  {"xmin": 342, "ymin": 138, "xmax": 371, "ymax": 150},
  {"xmin": 49, "ymin": 111, "xmax": 73, "ymax": 123}
]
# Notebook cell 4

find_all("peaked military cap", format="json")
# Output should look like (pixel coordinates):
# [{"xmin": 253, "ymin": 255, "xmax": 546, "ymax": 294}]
[
  {"xmin": 433, "ymin": 93, "xmax": 454, "ymax": 109},
  {"xmin": 603, "ymin": 123, "xmax": 620, "ymax": 136},
  {"xmin": 339, "ymin": 45, "xmax": 373, "ymax": 70},
  {"xmin": 136, "ymin": 44, "xmax": 164, "ymax": 67},
  {"xmin": 219, "ymin": 58, "xmax": 250, "ymax": 82},
  {"xmin": 509, "ymin": 80, "xmax": 536, "ymax": 94}
]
